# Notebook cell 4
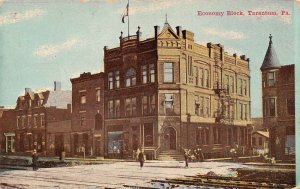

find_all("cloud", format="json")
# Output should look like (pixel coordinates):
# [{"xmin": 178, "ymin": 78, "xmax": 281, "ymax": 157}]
[
  {"xmin": 225, "ymin": 47, "xmax": 243, "ymax": 56},
  {"xmin": 0, "ymin": 9, "xmax": 45, "ymax": 26},
  {"xmin": 35, "ymin": 38, "xmax": 81, "ymax": 57},
  {"xmin": 202, "ymin": 27, "xmax": 246, "ymax": 40}
]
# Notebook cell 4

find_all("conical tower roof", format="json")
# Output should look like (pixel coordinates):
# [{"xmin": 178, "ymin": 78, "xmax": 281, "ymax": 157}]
[{"xmin": 260, "ymin": 34, "xmax": 281, "ymax": 70}]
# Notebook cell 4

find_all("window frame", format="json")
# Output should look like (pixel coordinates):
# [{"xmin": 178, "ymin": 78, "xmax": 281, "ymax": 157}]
[
  {"xmin": 125, "ymin": 68, "xmax": 137, "ymax": 87},
  {"xmin": 164, "ymin": 62, "xmax": 174, "ymax": 83}
]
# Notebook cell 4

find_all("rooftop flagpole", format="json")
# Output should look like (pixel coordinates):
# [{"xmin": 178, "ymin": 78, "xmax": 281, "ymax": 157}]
[{"xmin": 128, "ymin": 0, "xmax": 130, "ymax": 37}]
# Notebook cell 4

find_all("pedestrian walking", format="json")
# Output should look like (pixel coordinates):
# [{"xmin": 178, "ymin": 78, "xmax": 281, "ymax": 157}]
[
  {"xmin": 32, "ymin": 149, "xmax": 39, "ymax": 171},
  {"xmin": 138, "ymin": 150, "xmax": 145, "ymax": 168},
  {"xmin": 184, "ymin": 150, "xmax": 189, "ymax": 168}
]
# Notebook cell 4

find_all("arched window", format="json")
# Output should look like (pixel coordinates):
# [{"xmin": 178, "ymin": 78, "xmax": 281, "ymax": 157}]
[
  {"xmin": 95, "ymin": 113, "xmax": 102, "ymax": 130},
  {"xmin": 125, "ymin": 68, "xmax": 136, "ymax": 87}
]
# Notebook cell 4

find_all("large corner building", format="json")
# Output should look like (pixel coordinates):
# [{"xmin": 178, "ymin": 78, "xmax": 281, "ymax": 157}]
[{"xmin": 101, "ymin": 21, "xmax": 252, "ymax": 159}]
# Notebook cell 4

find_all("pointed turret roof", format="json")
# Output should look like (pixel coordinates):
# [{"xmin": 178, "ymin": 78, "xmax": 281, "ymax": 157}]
[{"xmin": 260, "ymin": 34, "xmax": 281, "ymax": 70}]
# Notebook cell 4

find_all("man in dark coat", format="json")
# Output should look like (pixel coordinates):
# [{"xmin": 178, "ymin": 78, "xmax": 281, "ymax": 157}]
[
  {"xmin": 184, "ymin": 150, "xmax": 189, "ymax": 168},
  {"xmin": 138, "ymin": 150, "xmax": 145, "ymax": 168},
  {"xmin": 32, "ymin": 149, "xmax": 38, "ymax": 171}
]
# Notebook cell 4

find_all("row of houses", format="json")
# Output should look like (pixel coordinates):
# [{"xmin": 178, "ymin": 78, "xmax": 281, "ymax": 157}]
[{"xmin": 0, "ymin": 21, "xmax": 295, "ymax": 161}]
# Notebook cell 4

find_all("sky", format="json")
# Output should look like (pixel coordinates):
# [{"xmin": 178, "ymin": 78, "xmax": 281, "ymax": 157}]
[{"xmin": 0, "ymin": 0, "xmax": 295, "ymax": 118}]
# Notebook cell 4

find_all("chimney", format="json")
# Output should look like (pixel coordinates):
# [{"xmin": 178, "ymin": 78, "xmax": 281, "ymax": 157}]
[
  {"xmin": 67, "ymin": 103, "xmax": 72, "ymax": 113},
  {"xmin": 25, "ymin": 88, "xmax": 32, "ymax": 94},
  {"xmin": 176, "ymin": 26, "xmax": 182, "ymax": 37},
  {"xmin": 54, "ymin": 81, "xmax": 61, "ymax": 91},
  {"xmin": 154, "ymin": 25, "xmax": 160, "ymax": 39}
]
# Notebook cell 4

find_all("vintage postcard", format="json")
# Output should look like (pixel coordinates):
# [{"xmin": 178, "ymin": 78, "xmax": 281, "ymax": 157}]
[{"xmin": 0, "ymin": 0, "xmax": 298, "ymax": 188}]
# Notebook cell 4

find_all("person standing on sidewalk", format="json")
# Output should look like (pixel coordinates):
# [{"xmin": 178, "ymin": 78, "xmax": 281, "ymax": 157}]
[
  {"xmin": 32, "ymin": 149, "xmax": 39, "ymax": 171},
  {"xmin": 184, "ymin": 150, "xmax": 189, "ymax": 168},
  {"xmin": 138, "ymin": 150, "xmax": 145, "ymax": 169}
]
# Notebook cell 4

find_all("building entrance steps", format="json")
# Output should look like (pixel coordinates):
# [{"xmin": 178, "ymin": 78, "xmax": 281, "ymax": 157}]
[{"xmin": 157, "ymin": 150, "xmax": 184, "ymax": 161}]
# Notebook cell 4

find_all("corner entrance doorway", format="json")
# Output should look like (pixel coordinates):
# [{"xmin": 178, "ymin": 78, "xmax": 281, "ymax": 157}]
[{"xmin": 163, "ymin": 127, "xmax": 176, "ymax": 151}]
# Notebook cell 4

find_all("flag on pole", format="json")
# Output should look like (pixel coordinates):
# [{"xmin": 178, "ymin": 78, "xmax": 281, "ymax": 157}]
[{"xmin": 121, "ymin": 3, "xmax": 129, "ymax": 23}]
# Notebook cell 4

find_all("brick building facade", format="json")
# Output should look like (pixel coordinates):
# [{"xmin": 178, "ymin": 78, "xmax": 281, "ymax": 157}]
[
  {"xmin": 70, "ymin": 72, "xmax": 104, "ymax": 157},
  {"xmin": 0, "ymin": 108, "xmax": 16, "ymax": 153},
  {"xmin": 14, "ymin": 82, "xmax": 71, "ymax": 155},
  {"xmin": 103, "ymin": 21, "xmax": 252, "ymax": 159},
  {"xmin": 260, "ymin": 35, "xmax": 295, "ymax": 161}
]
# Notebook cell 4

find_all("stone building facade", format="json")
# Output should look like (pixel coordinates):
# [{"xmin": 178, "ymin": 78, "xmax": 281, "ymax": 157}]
[
  {"xmin": 70, "ymin": 72, "xmax": 104, "ymax": 157},
  {"xmin": 260, "ymin": 35, "xmax": 295, "ymax": 161},
  {"xmin": 103, "ymin": 21, "xmax": 252, "ymax": 159},
  {"xmin": 14, "ymin": 82, "xmax": 71, "ymax": 155}
]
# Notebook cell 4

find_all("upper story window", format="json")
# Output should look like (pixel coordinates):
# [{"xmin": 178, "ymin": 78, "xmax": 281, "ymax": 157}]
[
  {"xmin": 108, "ymin": 71, "xmax": 120, "ymax": 90},
  {"xmin": 164, "ymin": 63, "xmax": 174, "ymax": 83},
  {"xmin": 80, "ymin": 92, "xmax": 86, "ymax": 104},
  {"xmin": 243, "ymin": 79, "xmax": 247, "ymax": 96},
  {"xmin": 195, "ymin": 95, "xmax": 200, "ymax": 116},
  {"xmin": 194, "ymin": 66, "xmax": 199, "ymax": 86},
  {"xmin": 108, "ymin": 100, "xmax": 120, "ymax": 118},
  {"xmin": 115, "ymin": 99, "xmax": 120, "ymax": 117},
  {"xmin": 115, "ymin": 71, "xmax": 120, "ymax": 88},
  {"xmin": 204, "ymin": 69, "xmax": 209, "ymax": 88},
  {"xmin": 142, "ymin": 65, "xmax": 148, "ymax": 84},
  {"xmin": 229, "ymin": 76, "xmax": 234, "ymax": 94},
  {"xmin": 223, "ymin": 75, "xmax": 229, "ymax": 91},
  {"xmin": 108, "ymin": 100, "xmax": 114, "ymax": 118},
  {"xmin": 96, "ymin": 89, "xmax": 101, "ymax": 102},
  {"xmin": 142, "ymin": 94, "xmax": 156, "ymax": 116},
  {"xmin": 142, "ymin": 64, "xmax": 156, "ymax": 84},
  {"xmin": 164, "ymin": 94, "xmax": 174, "ymax": 114},
  {"xmin": 267, "ymin": 72, "xmax": 275, "ymax": 87},
  {"xmin": 80, "ymin": 114, "xmax": 86, "ymax": 126},
  {"xmin": 238, "ymin": 78, "xmax": 243, "ymax": 95},
  {"xmin": 27, "ymin": 115, "xmax": 31, "ymax": 127},
  {"xmin": 188, "ymin": 56, "xmax": 193, "ymax": 76},
  {"xmin": 149, "ymin": 64, "xmax": 155, "ymax": 83},
  {"xmin": 287, "ymin": 99, "xmax": 295, "ymax": 115},
  {"xmin": 108, "ymin": 72, "xmax": 114, "ymax": 90},
  {"xmin": 125, "ymin": 97, "xmax": 137, "ymax": 117},
  {"xmin": 33, "ymin": 115, "xmax": 37, "ymax": 127},
  {"xmin": 40, "ymin": 114, "xmax": 45, "ymax": 126},
  {"xmin": 16, "ymin": 117, "xmax": 20, "ymax": 128},
  {"xmin": 126, "ymin": 68, "xmax": 136, "ymax": 87},
  {"xmin": 264, "ymin": 98, "xmax": 276, "ymax": 117}
]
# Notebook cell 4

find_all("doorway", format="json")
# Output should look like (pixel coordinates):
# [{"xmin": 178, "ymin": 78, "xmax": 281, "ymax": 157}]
[{"xmin": 163, "ymin": 127, "xmax": 177, "ymax": 150}]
